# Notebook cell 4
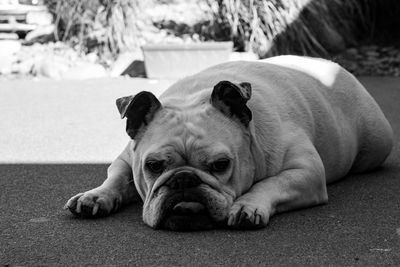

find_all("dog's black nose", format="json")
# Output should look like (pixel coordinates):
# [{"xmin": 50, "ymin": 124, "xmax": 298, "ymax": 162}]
[{"xmin": 167, "ymin": 170, "xmax": 201, "ymax": 190}]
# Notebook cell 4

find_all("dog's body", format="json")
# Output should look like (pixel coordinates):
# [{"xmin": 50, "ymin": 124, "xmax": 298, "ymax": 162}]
[{"xmin": 65, "ymin": 56, "xmax": 393, "ymax": 230}]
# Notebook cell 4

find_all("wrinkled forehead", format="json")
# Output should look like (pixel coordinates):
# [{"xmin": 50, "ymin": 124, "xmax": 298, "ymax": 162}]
[
  {"xmin": 139, "ymin": 106, "xmax": 239, "ymax": 161},
  {"xmin": 144, "ymin": 141, "xmax": 233, "ymax": 165}
]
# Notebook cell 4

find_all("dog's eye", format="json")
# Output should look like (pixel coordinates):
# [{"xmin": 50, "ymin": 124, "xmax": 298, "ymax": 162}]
[
  {"xmin": 145, "ymin": 160, "xmax": 165, "ymax": 174},
  {"xmin": 211, "ymin": 159, "xmax": 230, "ymax": 173}
]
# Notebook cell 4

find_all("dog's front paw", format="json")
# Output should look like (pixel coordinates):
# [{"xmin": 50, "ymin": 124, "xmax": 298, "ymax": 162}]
[
  {"xmin": 227, "ymin": 197, "xmax": 271, "ymax": 229},
  {"xmin": 64, "ymin": 187, "xmax": 121, "ymax": 218}
]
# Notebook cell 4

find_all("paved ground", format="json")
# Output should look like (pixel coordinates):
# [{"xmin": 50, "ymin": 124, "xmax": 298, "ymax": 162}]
[
  {"xmin": 0, "ymin": 77, "xmax": 174, "ymax": 163},
  {"xmin": 0, "ymin": 77, "xmax": 399, "ymax": 266}
]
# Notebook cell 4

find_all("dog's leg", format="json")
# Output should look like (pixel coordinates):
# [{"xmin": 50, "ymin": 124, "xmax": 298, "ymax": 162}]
[
  {"xmin": 64, "ymin": 144, "xmax": 139, "ymax": 217},
  {"xmin": 228, "ymin": 134, "xmax": 328, "ymax": 228}
]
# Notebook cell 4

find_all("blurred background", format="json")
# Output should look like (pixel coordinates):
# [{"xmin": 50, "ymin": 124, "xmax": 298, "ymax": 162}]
[
  {"xmin": 1, "ymin": 3, "xmax": 399, "ymax": 265},
  {"xmin": 1, "ymin": 0, "xmax": 400, "ymax": 80}
]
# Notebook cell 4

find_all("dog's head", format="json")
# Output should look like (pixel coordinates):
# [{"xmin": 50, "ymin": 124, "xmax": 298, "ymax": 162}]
[{"xmin": 116, "ymin": 81, "xmax": 255, "ymax": 230}]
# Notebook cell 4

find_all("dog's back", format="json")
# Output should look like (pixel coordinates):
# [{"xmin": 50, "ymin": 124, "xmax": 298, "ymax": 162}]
[
  {"xmin": 162, "ymin": 56, "xmax": 393, "ymax": 182},
  {"xmin": 261, "ymin": 56, "xmax": 393, "ymax": 178}
]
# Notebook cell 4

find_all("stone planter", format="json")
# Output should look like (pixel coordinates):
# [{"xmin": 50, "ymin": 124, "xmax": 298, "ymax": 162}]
[{"xmin": 141, "ymin": 42, "xmax": 233, "ymax": 79}]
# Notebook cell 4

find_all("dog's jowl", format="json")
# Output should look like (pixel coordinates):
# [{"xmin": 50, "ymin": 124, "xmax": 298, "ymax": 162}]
[{"xmin": 64, "ymin": 56, "xmax": 393, "ymax": 231}]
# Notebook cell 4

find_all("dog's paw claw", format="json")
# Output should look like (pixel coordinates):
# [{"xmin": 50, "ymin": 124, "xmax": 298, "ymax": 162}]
[
  {"xmin": 255, "ymin": 214, "xmax": 261, "ymax": 225},
  {"xmin": 228, "ymin": 202, "xmax": 270, "ymax": 229},
  {"xmin": 64, "ymin": 188, "xmax": 119, "ymax": 218},
  {"xmin": 92, "ymin": 203, "xmax": 99, "ymax": 215}
]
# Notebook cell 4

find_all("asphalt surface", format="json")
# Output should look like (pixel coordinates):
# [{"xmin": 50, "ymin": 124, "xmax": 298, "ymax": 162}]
[{"xmin": 1, "ymin": 77, "xmax": 399, "ymax": 266}]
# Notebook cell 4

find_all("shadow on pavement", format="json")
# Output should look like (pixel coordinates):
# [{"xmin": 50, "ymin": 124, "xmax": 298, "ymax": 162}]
[{"xmin": 1, "ymin": 162, "xmax": 399, "ymax": 266}]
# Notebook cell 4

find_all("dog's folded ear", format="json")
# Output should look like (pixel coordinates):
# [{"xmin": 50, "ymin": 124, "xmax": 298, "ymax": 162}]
[
  {"xmin": 211, "ymin": 81, "xmax": 252, "ymax": 126},
  {"xmin": 116, "ymin": 91, "xmax": 162, "ymax": 139}
]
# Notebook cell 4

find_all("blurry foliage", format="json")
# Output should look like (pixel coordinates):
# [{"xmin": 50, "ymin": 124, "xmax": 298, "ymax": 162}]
[
  {"xmin": 44, "ymin": 0, "xmax": 147, "ymax": 59},
  {"xmin": 204, "ymin": 0, "xmax": 400, "ymax": 57},
  {"xmin": 43, "ymin": 0, "xmax": 400, "ymax": 60}
]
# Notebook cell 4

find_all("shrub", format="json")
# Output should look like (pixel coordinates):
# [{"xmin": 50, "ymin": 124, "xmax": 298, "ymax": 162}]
[
  {"xmin": 45, "ymin": 0, "xmax": 147, "ymax": 58},
  {"xmin": 205, "ymin": 0, "xmax": 400, "ymax": 57}
]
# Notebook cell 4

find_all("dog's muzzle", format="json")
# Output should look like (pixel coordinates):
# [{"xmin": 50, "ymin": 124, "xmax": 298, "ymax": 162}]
[
  {"xmin": 166, "ymin": 170, "xmax": 202, "ymax": 190},
  {"xmin": 160, "ymin": 170, "xmax": 215, "ymax": 231}
]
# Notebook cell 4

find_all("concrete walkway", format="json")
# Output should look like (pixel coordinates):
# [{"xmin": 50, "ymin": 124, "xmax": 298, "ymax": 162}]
[
  {"xmin": 0, "ymin": 77, "xmax": 399, "ymax": 266},
  {"xmin": 0, "ymin": 77, "xmax": 174, "ymax": 163}
]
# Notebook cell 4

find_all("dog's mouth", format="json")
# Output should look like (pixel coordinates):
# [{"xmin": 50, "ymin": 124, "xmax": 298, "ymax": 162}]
[
  {"xmin": 161, "ymin": 199, "xmax": 216, "ymax": 231},
  {"xmin": 146, "ymin": 177, "xmax": 230, "ymax": 231}
]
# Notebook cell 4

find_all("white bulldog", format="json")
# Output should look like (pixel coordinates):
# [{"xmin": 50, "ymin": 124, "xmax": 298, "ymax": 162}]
[{"xmin": 65, "ymin": 56, "xmax": 393, "ymax": 231}]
